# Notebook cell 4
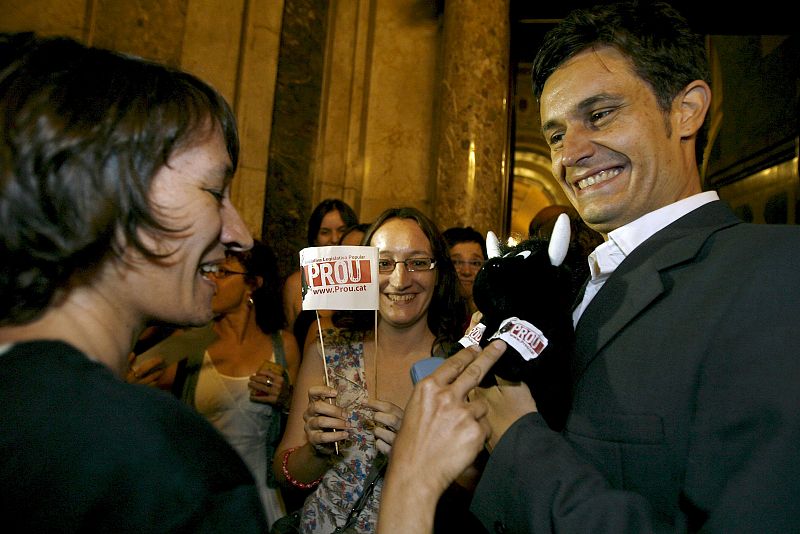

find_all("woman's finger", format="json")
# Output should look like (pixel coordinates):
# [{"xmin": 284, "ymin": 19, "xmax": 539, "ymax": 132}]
[
  {"xmin": 422, "ymin": 340, "xmax": 505, "ymax": 391},
  {"xmin": 138, "ymin": 357, "xmax": 165, "ymax": 375},
  {"xmin": 448, "ymin": 340, "xmax": 506, "ymax": 396},
  {"xmin": 364, "ymin": 399, "xmax": 403, "ymax": 418},
  {"xmin": 311, "ymin": 414, "xmax": 350, "ymax": 432},
  {"xmin": 373, "ymin": 425, "xmax": 396, "ymax": 446},
  {"xmin": 307, "ymin": 385, "xmax": 337, "ymax": 401},
  {"xmin": 371, "ymin": 410, "xmax": 401, "ymax": 433}
]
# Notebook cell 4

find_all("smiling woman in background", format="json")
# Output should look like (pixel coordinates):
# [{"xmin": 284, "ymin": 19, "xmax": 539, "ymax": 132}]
[
  {"xmin": 273, "ymin": 207, "xmax": 470, "ymax": 533},
  {"xmin": 282, "ymin": 199, "xmax": 359, "ymax": 333}
]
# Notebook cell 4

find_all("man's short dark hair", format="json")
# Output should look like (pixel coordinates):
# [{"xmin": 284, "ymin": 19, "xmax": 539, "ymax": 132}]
[{"xmin": 531, "ymin": 1, "xmax": 710, "ymax": 165}]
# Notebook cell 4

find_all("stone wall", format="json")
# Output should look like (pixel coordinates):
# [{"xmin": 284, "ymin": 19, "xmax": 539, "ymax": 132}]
[
  {"xmin": 1, "ymin": 0, "xmax": 284, "ymax": 242},
  {"xmin": 2, "ymin": 0, "xmax": 514, "ymax": 280}
]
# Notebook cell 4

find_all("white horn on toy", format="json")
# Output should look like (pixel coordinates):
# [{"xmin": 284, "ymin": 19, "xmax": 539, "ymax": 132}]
[
  {"xmin": 547, "ymin": 213, "xmax": 571, "ymax": 267},
  {"xmin": 486, "ymin": 231, "xmax": 501, "ymax": 259}
]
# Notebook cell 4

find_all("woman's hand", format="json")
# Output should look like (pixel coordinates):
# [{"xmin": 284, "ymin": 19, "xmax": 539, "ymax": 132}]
[
  {"xmin": 125, "ymin": 353, "xmax": 165, "ymax": 386},
  {"xmin": 302, "ymin": 385, "xmax": 351, "ymax": 455},
  {"xmin": 249, "ymin": 365, "xmax": 292, "ymax": 408},
  {"xmin": 364, "ymin": 399, "xmax": 404, "ymax": 456}
]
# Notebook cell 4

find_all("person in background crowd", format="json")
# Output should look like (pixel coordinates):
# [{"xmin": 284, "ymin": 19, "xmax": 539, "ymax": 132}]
[
  {"xmin": 0, "ymin": 32, "xmax": 266, "ymax": 531},
  {"xmin": 442, "ymin": 226, "xmax": 487, "ymax": 316},
  {"xmin": 339, "ymin": 222, "xmax": 371, "ymax": 247},
  {"xmin": 293, "ymin": 222, "xmax": 373, "ymax": 355},
  {"xmin": 528, "ymin": 204, "xmax": 604, "ymax": 297},
  {"xmin": 131, "ymin": 240, "xmax": 301, "ymax": 528},
  {"xmin": 379, "ymin": 2, "xmax": 800, "ymax": 532},
  {"xmin": 282, "ymin": 199, "xmax": 359, "ymax": 333},
  {"xmin": 529, "ymin": 204, "xmax": 603, "ymax": 256}
]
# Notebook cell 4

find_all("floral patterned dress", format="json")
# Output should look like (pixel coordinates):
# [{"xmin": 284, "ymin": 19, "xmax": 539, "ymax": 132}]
[{"xmin": 301, "ymin": 328, "xmax": 381, "ymax": 533}]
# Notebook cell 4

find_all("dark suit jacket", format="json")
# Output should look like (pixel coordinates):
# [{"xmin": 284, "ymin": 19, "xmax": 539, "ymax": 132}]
[{"xmin": 471, "ymin": 201, "xmax": 800, "ymax": 533}]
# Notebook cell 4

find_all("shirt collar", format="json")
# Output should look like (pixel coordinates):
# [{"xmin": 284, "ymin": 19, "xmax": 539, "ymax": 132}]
[{"xmin": 588, "ymin": 191, "xmax": 719, "ymax": 280}]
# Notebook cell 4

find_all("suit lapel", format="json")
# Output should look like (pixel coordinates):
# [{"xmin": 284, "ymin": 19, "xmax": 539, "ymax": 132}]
[{"xmin": 573, "ymin": 201, "xmax": 740, "ymax": 379}]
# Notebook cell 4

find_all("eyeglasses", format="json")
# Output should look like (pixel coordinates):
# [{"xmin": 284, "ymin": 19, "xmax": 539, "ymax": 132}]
[
  {"xmin": 207, "ymin": 268, "xmax": 249, "ymax": 280},
  {"xmin": 452, "ymin": 260, "xmax": 484, "ymax": 270},
  {"xmin": 378, "ymin": 258, "xmax": 436, "ymax": 273}
]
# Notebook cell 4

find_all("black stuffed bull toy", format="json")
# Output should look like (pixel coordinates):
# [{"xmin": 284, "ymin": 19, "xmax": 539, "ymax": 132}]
[{"xmin": 461, "ymin": 213, "xmax": 579, "ymax": 431}]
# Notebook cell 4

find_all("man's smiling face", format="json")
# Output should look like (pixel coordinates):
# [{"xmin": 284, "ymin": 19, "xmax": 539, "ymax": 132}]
[{"xmin": 540, "ymin": 46, "xmax": 692, "ymax": 235}]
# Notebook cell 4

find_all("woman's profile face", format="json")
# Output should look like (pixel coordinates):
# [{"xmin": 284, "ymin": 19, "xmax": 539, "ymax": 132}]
[
  {"xmin": 210, "ymin": 256, "xmax": 252, "ymax": 315},
  {"xmin": 316, "ymin": 210, "xmax": 348, "ymax": 246},
  {"xmin": 119, "ymin": 127, "xmax": 252, "ymax": 327},
  {"xmin": 371, "ymin": 218, "xmax": 437, "ymax": 331}
]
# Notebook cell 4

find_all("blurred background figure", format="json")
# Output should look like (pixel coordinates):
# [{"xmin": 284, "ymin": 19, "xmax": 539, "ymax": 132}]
[
  {"xmin": 442, "ymin": 226, "xmax": 487, "ymax": 316},
  {"xmin": 131, "ymin": 240, "xmax": 300, "ymax": 529},
  {"xmin": 282, "ymin": 199, "xmax": 359, "ymax": 333},
  {"xmin": 339, "ymin": 222, "xmax": 371, "ymax": 246},
  {"xmin": 529, "ymin": 204, "xmax": 604, "ymax": 256},
  {"xmin": 528, "ymin": 204, "xmax": 604, "ymax": 296}
]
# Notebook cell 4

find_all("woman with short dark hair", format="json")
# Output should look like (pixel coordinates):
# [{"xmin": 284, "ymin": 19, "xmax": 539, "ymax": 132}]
[{"xmin": 0, "ymin": 32, "xmax": 264, "ymax": 531}]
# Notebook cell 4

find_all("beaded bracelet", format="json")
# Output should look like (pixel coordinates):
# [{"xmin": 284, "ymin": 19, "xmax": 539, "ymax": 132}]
[{"xmin": 282, "ymin": 446, "xmax": 324, "ymax": 490}]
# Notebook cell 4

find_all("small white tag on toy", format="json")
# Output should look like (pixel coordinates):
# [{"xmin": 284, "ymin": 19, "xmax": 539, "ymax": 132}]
[
  {"xmin": 458, "ymin": 322, "xmax": 486, "ymax": 348},
  {"xmin": 488, "ymin": 317, "xmax": 548, "ymax": 361}
]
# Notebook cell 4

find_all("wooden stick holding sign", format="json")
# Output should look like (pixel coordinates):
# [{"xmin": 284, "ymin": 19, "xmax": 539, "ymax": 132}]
[{"xmin": 299, "ymin": 245, "xmax": 380, "ymax": 454}]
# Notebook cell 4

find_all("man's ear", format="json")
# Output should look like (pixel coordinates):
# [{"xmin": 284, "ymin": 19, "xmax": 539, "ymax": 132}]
[{"xmin": 675, "ymin": 80, "xmax": 711, "ymax": 139}]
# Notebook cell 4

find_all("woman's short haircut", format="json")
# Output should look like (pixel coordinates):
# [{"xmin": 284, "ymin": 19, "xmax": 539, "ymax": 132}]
[
  {"xmin": 442, "ymin": 226, "xmax": 487, "ymax": 260},
  {"xmin": 0, "ymin": 32, "xmax": 238, "ymax": 325}
]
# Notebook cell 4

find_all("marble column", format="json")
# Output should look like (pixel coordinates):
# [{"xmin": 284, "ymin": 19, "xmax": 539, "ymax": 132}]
[
  {"xmin": 262, "ymin": 0, "xmax": 330, "ymax": 279},
  {"xmin": 433, "ymin": 0, "xmax": 510, "ymax": 237}
]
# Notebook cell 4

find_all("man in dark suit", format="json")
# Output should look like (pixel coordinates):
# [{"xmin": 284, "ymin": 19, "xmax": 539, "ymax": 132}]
[{"xmin": 379, "ymin": 2, "xmax": 800, "ymax": 532}]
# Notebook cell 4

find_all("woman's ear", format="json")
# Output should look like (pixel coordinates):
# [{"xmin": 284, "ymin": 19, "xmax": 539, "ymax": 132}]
[
  {"xmin": 676, "ymin": 80, "xmax": 711, "ymax": 139},
  {"xmin": 245, "ymin": 274, "xmax": 264, "ymax": 294}
]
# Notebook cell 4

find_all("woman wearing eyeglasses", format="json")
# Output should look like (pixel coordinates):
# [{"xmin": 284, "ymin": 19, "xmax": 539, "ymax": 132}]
[
  {"xmin": 272, "ymin": 207, "xmax": 472, "ymax": 533},
  {"xmin": 442, "ymin": 226, "xmax": 487, "ymax": 316},
  {"xmin": 130, "ymin": 240, "xmax": 301, "ymax": 528}
]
